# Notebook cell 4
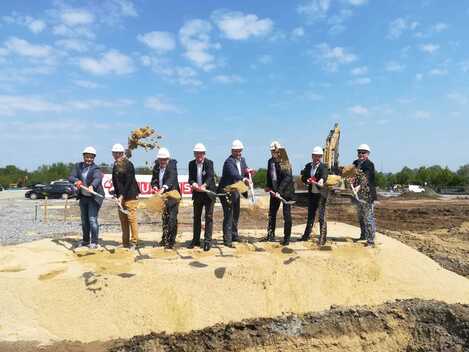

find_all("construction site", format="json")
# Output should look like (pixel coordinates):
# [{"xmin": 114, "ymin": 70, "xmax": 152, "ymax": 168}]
[{"xmin": 0, "ymin": 124, "xmax": 468, "ymax": 352}]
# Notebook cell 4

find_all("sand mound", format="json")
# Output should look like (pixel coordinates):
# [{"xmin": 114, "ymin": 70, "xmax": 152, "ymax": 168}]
[{"xmin": 0, "ymin": 223, "xmax": 468, "ymax": 344}]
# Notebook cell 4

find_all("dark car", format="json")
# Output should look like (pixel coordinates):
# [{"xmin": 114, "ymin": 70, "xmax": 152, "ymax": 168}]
[{"xmin": 25, "ymin": 181, "xmax": 77, "ymax": 200}]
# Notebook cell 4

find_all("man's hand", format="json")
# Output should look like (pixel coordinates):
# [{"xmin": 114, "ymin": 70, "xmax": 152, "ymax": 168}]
[
  {"xmin": 88, "ymin": 185, "xmax": 94, "ymax": 193},
  {"xmin": 152, "ymin": 186, "xmax": 160, "ymax": 194},
  {"xmin": 200, "ymin": 184, "xmax": 207, "ymax": 191},
  {"xmin": 191, "ymin": 183, "xmax": 200, "ymax": 192},
  {"xmin": 75, "ymin": 180, "xmax": 83, "ymax": 189},
  {"xmin": 245, "ymin": 168, "xmax": 256, "ymax": 176},
  {"xmin": 306, "ymin": 177, "xmax": 316, "ymax": 185}
]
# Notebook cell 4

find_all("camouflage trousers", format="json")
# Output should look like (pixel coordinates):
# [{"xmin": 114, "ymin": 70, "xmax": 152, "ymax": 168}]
[{"xmin": 356, "ymin": 201, "xmax": 376, "ymax": 244}]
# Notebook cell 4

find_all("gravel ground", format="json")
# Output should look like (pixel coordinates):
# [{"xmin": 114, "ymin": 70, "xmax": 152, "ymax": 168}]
[{"xmin": 0, "ymin": 191, "xmax": 125, "ymax": 245}]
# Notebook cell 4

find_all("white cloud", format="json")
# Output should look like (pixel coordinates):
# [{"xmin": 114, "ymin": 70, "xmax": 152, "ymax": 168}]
[
  {"xmin": 213, "ymin": 74, "xmax": 244, "ymax": 84},
  {"xmin": 348, "ymin": 105, "xmax": 368, "ymax": 115},
  {"xmin": 350, "ymin": 66, "xmax": 367, "ymax": 75},
  {"xmin": 429, "ymin": 68, "xmax": 447, "ymax": 76},
  {"xmin": 349, "ymin": 77, "xmax": 371, "ymax": 85},
  {"xmin": 141, "ymin": 56, "xmax": 203, "ymax": 87},
  {"xmin": 60, "ymin": 9, "xmax": 95, "ymax": 26},
  {"xmin": 179, "ymin": 19, "xmax": 218, "ymax": 71},
  {"xmin": 314, "ymin": 43, "xmax": 357, "ymax": 72},
  {"xmin": 29, "ymin": 19, "xmax": 46, "ymax": 33},
  {"xmin": 420, "ymin": 43, "xmax": 439, "ymax": 54},
  {"xmin": 415, "ymin": 110, "xmax": 430, "ymax": 120},
  {"xmin": 258, "ymin": 54, "xmax": 272, "ymax": 64},
  {"xmin": 291, "ymin": 27, "xmax": 305, "ymax": 38},
  {"xmin": 297, "ymin": 0, "xmax": 331, "ymax": 21},
  {"xmin": 107, "ymin": 0, "xmax": 138, "ymax": 18},
  {"xmin": 145, "ymin": 96, "xmax": 180, "ymax": 113},
  {"xmin": 4, "ymin": 37, "xmax": 52, "ymax": 58},
  {"xmin": 348, "ymin": 0, "xmax": 368, "ymax": 5},
  {"xmin": 52, "ymin": 24, "xmax": 95, "ymax": 39},
  {"xmin": 72, "ymin": 80, "xmax": 102, "ymax": 89},
  {"xmin": 212, "ymin": 10, "xmax": 273, "ymax": 40},
  {"xmin": 3, "ymin": 15, "xmax": 46, "ymax": 34},
  {"xmin": 385, "ymin": 61, "xmax": 405, "ymax": 72},
  {"xmin": 387, "ymin": 18, "xmax": 419, "ymax": 39},
  {"xmin": 0, "ymin": 95, "xmax": 133, "ymax": 116},
  {"xmin": 137, "ymin": 31, "xmax": 176, "ymax": 53},
  {"xmin": 447, "ymin": 92, "xmax": 468, "ymax": 105},
  {"xmin": 432, "ymin": 22, "xmax": 448, "ymax": 33},
  {"xmin": 55, "ymin": 38, "xmax": 89, "ymax": 52},
  {"xmin": 79, "ymin": 50, "xmax": 134, "ymax": 75},
  {"xmin": 0, "ymin": 95, "xmax": 61, "ymax": 116}
]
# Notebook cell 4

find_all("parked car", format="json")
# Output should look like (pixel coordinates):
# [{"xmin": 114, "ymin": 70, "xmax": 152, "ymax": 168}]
[{"xmin": 25, "ymin": 181, "xmax": 77, "ymax": 200}]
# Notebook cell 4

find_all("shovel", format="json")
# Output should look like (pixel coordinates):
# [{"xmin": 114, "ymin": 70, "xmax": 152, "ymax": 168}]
[
  {"xmin": 269, "ymin": 191, "xmax": 296, "ymax": 205},
  {"xmin": 350, "ymin": 184, "xmax": 367, "ymax": 204},
  {"xmin": 247, "ymin": 172, "xmax": 256, "ymax": 204},
  {"xmin": 79, "ymin": 185, "xmax": 130, "ymax": 215}
]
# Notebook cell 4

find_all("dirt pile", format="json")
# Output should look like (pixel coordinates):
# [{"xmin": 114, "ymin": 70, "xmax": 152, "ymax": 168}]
[
  {"xmin": 1, "ymin": 223, "xmax": 469, "ymax": 345},
  {"xmin": 110, "ymin": 299, "xmax": 469, "ymax": 352}
]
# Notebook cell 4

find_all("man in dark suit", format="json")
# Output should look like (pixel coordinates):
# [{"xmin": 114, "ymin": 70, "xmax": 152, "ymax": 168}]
[
  {"xmin": 150, "ymin": 147, "xmax": 180, "ymax": 249},
  {"xmin": 69, "ymin": 146, "xmax": 105, "ymax": 249},
  {"xmin": 264, "ymin": 141, "xmax": 295, "ymax": 245},
  {"xmin": 217, "ymin": 139, "xmax": 253, "ymax": 247},
  {"xmin": 301, "ymin": 146, "xmax": 329, "ymax": 245},
  {"xmin": 188, "ymin": 143, "xmax": 216, "ymax": 251},
  {"xmin": 111, "ymin": 143, "xmax": 141, "ymax": 249},
  {"xmin": 352, "ymin": 143, "xmax": 377, "ymax": 246}
]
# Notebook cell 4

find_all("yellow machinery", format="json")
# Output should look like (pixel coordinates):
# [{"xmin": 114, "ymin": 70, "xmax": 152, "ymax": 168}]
[{"xmin": 323, "ymin": 123, "xmax": 340, "ymax": 175}]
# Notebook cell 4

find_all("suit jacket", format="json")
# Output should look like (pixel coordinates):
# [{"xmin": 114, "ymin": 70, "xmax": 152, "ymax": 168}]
[
  {"xmin": 151, "ymin": 159, "xmax": 180, "ymax": 193},
  {"xmin": 266, "ymin": 158, "xmax": 295, "ymax": 200},
  {"xmin": 217, "ymin": 155, "xmax": 248, "ymax": 193},
  {"xmin": 111, "ymin": 158, "xmax": 140, "ymax": 200},
  {"xmin": 188, "ymin": 158, "xmax": 216, "ymax": 199},
  {"xmin": 69, "ymin": 162, "xmax": 105, "ymax": 206},
  {"xmin": 353, "ymin": 158, "xmax": 377, "ymax": 202},
  {"xmin": 301, "ymin": 162, "xmax": 329, "ymax": 194}
]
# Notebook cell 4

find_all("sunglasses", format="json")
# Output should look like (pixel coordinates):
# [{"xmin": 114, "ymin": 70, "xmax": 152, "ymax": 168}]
[{"xmin": 357, "ymin": 151, "xmax": 368, "ymax": 154}]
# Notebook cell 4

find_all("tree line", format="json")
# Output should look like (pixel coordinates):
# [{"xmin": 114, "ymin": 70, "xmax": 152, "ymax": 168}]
[{"xmin": 1, "ymin": 163, "xmax": 468, "ymax": 191}]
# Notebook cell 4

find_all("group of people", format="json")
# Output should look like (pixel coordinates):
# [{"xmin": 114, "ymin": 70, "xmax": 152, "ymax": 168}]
[{"xmin": 69, "ymin": 140, "xmax": 376, "ymax": 251}]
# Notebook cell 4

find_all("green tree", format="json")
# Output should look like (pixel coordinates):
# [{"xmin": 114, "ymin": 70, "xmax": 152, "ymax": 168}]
[{"xmin": 252, "ymin": 168, "xmax": 267, "ymax": 188}]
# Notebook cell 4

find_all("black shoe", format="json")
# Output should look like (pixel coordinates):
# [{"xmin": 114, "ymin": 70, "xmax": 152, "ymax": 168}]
[
  {"xmin": 262, "ymin": 236, "xmax": 275, "ymax": 242},
  {"xmin": 281, "ymin": 239, "xmax": 290, "ymax": 246},
  {"xmin": 188, "ymin": 241, "xmax": 200, "ymax": 249},
  {"xmin": 299, "ymin": 235, "xmax": 310, "ymax": 241},
  {"xmin": 232, "ymin": 236, "xmax": 240, "ymax": 242},
  {"xmin": 224, "ymin": 242, "xmax": 234, "ymax": 248},
  {"xmin": 203, "ymin": 242, "xmax": 211, "ymax": 251},
  {"xmin": 364, "ymin": 242, "xmax": 375, "ymax": 248}
]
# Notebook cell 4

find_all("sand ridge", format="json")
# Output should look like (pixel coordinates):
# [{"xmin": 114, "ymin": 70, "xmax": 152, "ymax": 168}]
[{"xmin": 0, "ymin": 222, "xmax": 468, "ymax": 344}]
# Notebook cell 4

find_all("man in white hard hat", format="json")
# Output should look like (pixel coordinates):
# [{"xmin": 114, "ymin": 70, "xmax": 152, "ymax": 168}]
[
  {"xmin": 352, "ymin": 143, "xmax": 377, "ymax": 246},
  {"xmin": 264, "ymin": 141, "xmax": 295, "ymax": 245},
  {"xmin": 188, "ymin": 143, "xmax": 216, "ymax": 251},
  {"xmin": 111, "ymin": 143, "xmax": 141, "ymax": 250},
  {"xmin": 300, "ymin": 146, "xmax": 329, "ymax": 246},
  {"xmin": 217, "ymin": 139, "xmax": 254, "ymax": 247},
  {"xmin": 69, "ymin": 146, "xmax": 105, "ymax": 249},
  {"xmin": 150, "ymin": 147, "xmax": 180, "ymax": 249}
]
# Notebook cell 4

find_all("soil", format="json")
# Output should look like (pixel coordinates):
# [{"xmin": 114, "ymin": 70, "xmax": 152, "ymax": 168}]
[
  {"xmin": 322, "ymin": 196, "xmax": 469, "ymax": 278},
  {"xmin": 2, "ymin": 299, "xmax": 467, "ymax": 352}
]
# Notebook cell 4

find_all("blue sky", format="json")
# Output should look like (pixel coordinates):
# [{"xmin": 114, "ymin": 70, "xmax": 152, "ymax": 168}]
[{"xmin": 0, "ymin": 0, "xmax": 468, "ymax": 174}]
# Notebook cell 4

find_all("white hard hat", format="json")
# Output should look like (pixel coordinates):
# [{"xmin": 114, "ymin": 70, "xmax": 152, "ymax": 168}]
[
  {"xmin": 111, "ymin": 144, "xmax": 125, "ymax": 153},
  {"xmin": 82, "ymin": 146, "xmax": 96, "ymax": 155},
  {"xmin": 193, "ymin": 143, "xmax": 206, "ymax": 152},
  {"xmin": 312, "ymin": 146, "xmax": 323, "ymax": 155},
  {"xmin": 269, "ymin": 141, "xmax": 282, "ymax": 150},
  {"xmin": 231, "ymin": 139, "xmax": 244, "ymax": 150},
  {"xmin": 157, "ymin": 147, "xmax": 170, "ymax": 159},
  {"xmin": 357, "ymin": 144, "xmax": 371, "ymax": 152}
]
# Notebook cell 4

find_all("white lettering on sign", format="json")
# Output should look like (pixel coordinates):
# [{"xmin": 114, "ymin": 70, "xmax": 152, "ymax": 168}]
[{"xmin": 102, "ymin": 174, "xmax": 191, "ymax": 198}]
